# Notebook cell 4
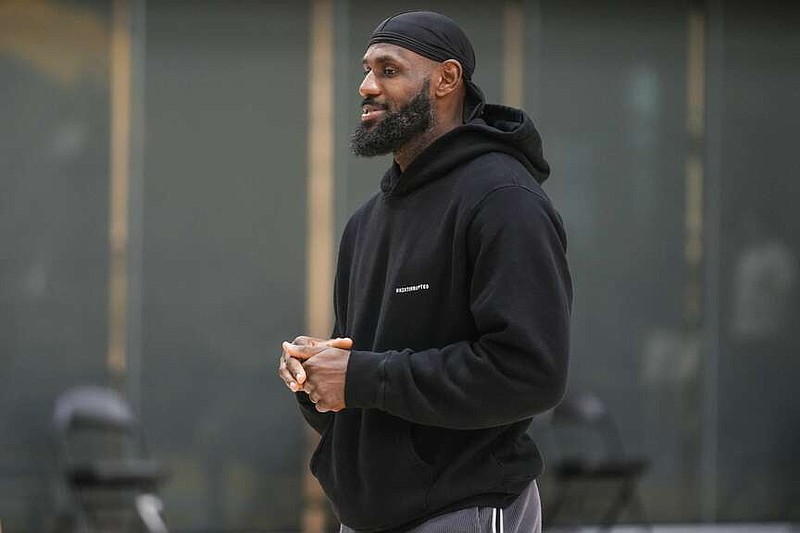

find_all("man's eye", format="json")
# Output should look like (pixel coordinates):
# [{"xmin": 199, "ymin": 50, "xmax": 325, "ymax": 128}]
[{"xmin": 383, "ymin": 67, "xmax": 397, "ymax": 76}]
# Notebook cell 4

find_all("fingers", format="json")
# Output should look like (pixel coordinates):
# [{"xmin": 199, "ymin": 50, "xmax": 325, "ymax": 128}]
[
  {"xmin": 285, "ymin": 356, "xmax": 306, "ymax": 385},
  {"xmin": 279, "ymin": 336, "xmax": 353, "ymax": 396},
  {"xmin": 301, "ymin": 381, "xmax": 343, "ymax": 413},
  {"xmin": 292, "ymin": 336, "xmax": 324, "ymax": 346},
  {"xmin": 307, "ymin": 390, "xmax": 330, "ymax": 413},
  {"xmin": 306, "ymin": 386, "xmax": 320, "ymax": 406},
  {"xmin": 283, "ymin": 339, "xmax": 352, "ymax": 360},
  {"xmin": 277, "ymin": 355, "xmax": 303, "ymax": 392},
  {"xmin": 326, "ymin": 337, "xmax": 353, "ymax": 349},
  {"xmin": 313, "ymin": 397, "xmax": 342, "ymax": 413},
  {"xmin": 292, "ymin": 336, "xmax": 353, "ymax": 350},
  {"xmin": 283, "ymin": 341, "xmax": 330, "ymax": 360},
  {"xmin": 303, "ymin": 384, "xmax": 325, "ymax": 411},
  {"xmin": 283, "ymin": 341, "xmax": 311, "ymax": 360}
]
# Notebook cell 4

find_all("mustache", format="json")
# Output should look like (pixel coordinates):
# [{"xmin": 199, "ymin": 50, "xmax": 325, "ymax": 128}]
[{"xmin": 361, "ymin": 98, "xmax": 388, "ymax": 109}]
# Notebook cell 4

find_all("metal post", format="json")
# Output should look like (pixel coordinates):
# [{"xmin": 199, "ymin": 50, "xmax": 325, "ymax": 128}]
[{"xmin": 304, "ymin": 1, "xmax": 335, "ymax": 531}]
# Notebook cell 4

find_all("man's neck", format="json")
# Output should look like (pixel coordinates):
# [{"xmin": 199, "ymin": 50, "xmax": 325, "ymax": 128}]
[{"xmin": 394, "ymin": 118, "xmax": 461, "ymax": 171}]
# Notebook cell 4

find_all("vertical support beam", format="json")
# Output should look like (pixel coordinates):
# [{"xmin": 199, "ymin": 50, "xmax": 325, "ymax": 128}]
[
  {"xmin": 525, "ymin": 0, "xmax": 544, "ymax": 113},
  {"xmin": 126, "ymin": 0, "xmax": 147, "ymax": 412},
  {"xmin": 307, "ymin": 0, "xmax": 334, "ymax": 340},
  {"xmin": 685, "ymin": 2, "xmax": 706, "ymax": 327},
  {"xmin": 108, "ymin": 0, "xmax": 132, "ymax": 388},
  {"xmin": 304, "ymin": 0, "xmax": 335, "ymax": 531},
  {"xmin": 701, "ymin": 0, "xmax": 724, "ymax": 522},
  {"xmin": 503, "ymin": 0, "xmax": 524, "ymax": 108},
  {"xmin": 682, "ymin": 0, "xmax": 708, "ymax": 516}
]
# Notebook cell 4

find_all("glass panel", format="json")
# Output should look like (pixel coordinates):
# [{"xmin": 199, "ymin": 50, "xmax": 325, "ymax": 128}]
[
  {"xmin": 4, "ymin": 0, "xmax": 797, "ymax": 529},
  {"xmin": 0, "ymin": 0, "xmax": 111, "ymax": 529},
  {"xmin": 140, "ymin": 1, "xmax": 310, "ymax": 530},
  {"xmin": 528, "ymin": 0, "xmax": 698, "ymax": 523},
  {"xmin": 716, "ymin": 3, "xmax": 800, "ymax": 522}
]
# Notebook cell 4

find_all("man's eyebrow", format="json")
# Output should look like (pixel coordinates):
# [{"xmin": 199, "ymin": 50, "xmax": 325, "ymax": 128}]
[{"xmin": 363, "ymin": 54, "xmax": 404, "ymax": 66}]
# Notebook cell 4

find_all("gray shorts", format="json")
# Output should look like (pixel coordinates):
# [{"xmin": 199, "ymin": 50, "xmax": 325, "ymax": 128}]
[{"xmin": 340, "ymin": 480, "xmax": 541, "ymax": 533}]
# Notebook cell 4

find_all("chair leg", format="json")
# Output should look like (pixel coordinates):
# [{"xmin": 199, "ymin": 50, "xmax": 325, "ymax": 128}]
[
  {"xmin": 630, "ymin": 487, "xmax": 651, "ymax": 532},
  {"xmin": 72, "ymin": 492, "xmax": 91, "ymax": 533},
  {"xmin": 544, "ymin": 478, "xmax": 570, "ymax": 527},
  {"xmin": 600, "ymin": 475, "xmax": 636, "ymax": 530},
  {"xmin": 136, "ymin": 494, "xmax": 168, "ymax": 533}
]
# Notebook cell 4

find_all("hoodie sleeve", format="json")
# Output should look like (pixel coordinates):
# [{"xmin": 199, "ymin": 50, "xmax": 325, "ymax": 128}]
[{"xmin": 345, "ymin": 186, "xmax": 571, "ymax": 429}]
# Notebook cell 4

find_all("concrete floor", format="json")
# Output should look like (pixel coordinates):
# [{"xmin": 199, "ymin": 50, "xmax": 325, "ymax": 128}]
[{"xmin": 547, "ymin": 524, "xmax": 799, "ymax": 533}]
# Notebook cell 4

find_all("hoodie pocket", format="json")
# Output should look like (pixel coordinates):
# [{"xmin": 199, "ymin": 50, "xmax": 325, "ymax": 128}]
[{"xmin": 311, "ymin": 412, "xmax": 435, "ymax": 530}]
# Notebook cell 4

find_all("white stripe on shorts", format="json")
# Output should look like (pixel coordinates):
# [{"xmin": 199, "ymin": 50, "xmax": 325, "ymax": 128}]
[{"xmin": 339, "ymin": 479, "xmax": 541, "ymax": 533}]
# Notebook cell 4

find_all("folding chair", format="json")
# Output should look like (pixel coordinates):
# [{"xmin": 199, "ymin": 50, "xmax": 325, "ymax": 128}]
[
  {"xmin": 544, "ymin": 389, "xmax": 650, "ymax": 530},
  {"xmin": 52, "ymin": 386, "xmax": 169, "ymax": 532}
]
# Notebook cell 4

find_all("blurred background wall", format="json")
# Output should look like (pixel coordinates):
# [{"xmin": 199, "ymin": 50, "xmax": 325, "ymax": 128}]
[{"xmin": 1, "ymin": 0, "xmax": 798, "ymax": 531}]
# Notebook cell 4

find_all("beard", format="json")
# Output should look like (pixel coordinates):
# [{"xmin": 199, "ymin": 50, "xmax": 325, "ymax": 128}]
[{"xmin": 350, "ymin": 80, "xmax": 434, "ymax": 157}]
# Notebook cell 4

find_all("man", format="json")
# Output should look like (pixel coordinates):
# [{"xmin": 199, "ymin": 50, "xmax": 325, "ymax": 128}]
[{"xmin": 278, "ymin": 11, "xmax": 571, "ymax": 533}]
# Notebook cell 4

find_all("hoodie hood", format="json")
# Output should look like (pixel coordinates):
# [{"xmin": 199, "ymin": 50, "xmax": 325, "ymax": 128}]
[{"xmin": 380, "ymin": 98, "xmax": 550, "ymax": 198}]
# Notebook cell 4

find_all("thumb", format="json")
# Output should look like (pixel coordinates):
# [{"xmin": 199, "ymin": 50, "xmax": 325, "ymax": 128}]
[
  {"xmin": 283, "ymin": 341, "xmax": 315, "ymax": 360},
  {"xmin": 325, "ymin": 337, "xmax": 353, "ymax": 349}
]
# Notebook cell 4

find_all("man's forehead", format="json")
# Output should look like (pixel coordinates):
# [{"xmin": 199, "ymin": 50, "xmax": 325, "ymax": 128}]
[{"xmin": 362, "ymin": 43, "xmax": 430, "ymax": 65}]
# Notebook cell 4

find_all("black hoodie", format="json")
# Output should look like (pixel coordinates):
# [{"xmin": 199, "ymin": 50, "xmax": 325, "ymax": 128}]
[{"xmin": 296, "ymin": 103, "xmax": 572, "ymax": 532}]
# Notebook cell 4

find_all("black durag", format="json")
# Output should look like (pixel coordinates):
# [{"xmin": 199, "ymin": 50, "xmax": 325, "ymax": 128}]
[{"xmin": 367, "ymin": 11, "xmax": 485, "ymax": 121}]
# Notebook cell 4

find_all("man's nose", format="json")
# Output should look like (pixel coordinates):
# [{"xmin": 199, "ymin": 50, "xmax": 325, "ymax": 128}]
[{"xmin": 359, "ymin": 71, "xmax": 379, "ymax": 98}]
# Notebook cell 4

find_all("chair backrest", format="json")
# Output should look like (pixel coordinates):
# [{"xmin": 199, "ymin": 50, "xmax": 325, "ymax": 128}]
[
  {"xmin": 54, "ymin": 386, "xmax": 136, "ymax": 434},
  {"xmin": 53, "ymin": 386, "xmax": 143, "ymax": 467},
  {"xmin": 549, "ymin": 389, "xmax": 626, "ymax": 462},
  {"xmin": 551, "ymin": 389, "xmax": 609, "ymax": 425},
  {"xmin": 51, "ymin": 386, "xmax": 170, "ymax": 532}
]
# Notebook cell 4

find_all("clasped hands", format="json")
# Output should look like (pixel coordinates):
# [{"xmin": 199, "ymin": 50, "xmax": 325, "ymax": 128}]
[{"xmin": 278, "ymin": 336, "xmax": 353, "ymax": 412}]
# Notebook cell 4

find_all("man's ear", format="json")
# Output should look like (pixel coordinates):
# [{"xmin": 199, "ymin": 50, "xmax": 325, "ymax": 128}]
[{"xmin": 434, "ymin": 59, "xmax": 463, "ymax": 97}]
